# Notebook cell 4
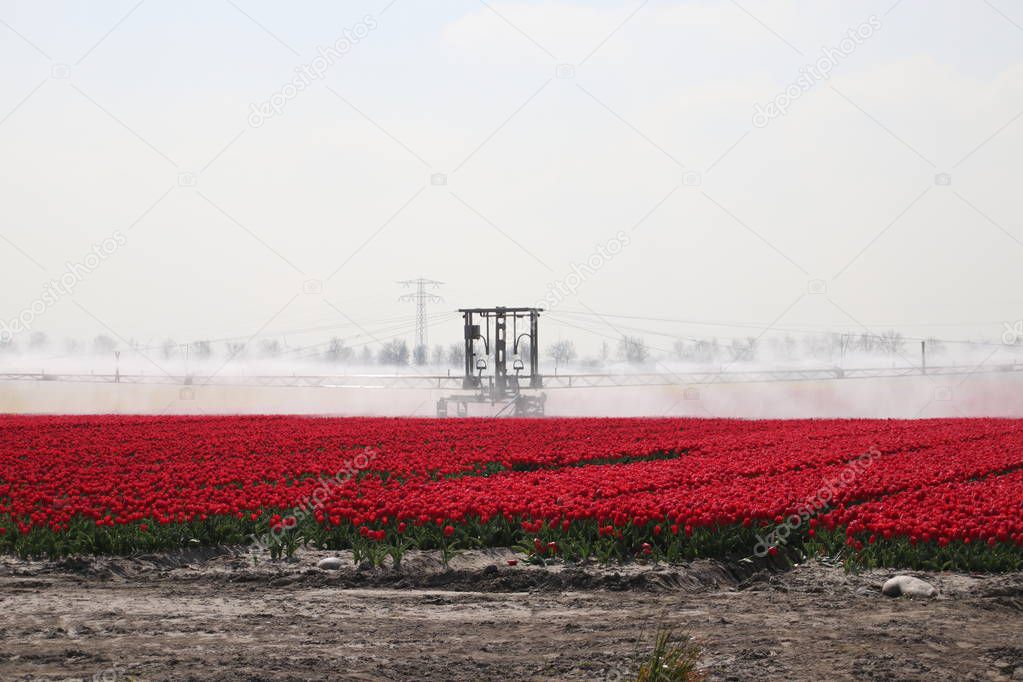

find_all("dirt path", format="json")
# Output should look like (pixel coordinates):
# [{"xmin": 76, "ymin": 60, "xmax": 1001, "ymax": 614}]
[{"xmin": 2, "ymin": 548, "xmax": 1022, "ymax": 681}]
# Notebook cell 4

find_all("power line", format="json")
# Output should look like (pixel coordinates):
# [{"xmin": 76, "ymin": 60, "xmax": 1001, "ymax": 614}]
[
  {"xmin": 544, "ymin": 313, "xmax": 679, "ymax": 357},
  {"xmin": 26, "ymin": 311, "xmax": 457, "ymax": 364},
  {"xmin": 553, "ymin": 309, "xmax": 1014, "ymax": 347},
  {"xmin": 287, "ymin": 312, "xmax": 460, "ymax": 361}
]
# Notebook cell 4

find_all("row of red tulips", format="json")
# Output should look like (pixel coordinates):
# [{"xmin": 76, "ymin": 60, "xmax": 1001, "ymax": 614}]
[{"xmin": 1, "ymin": 416, "xmax": 1021, "ymax": 569}]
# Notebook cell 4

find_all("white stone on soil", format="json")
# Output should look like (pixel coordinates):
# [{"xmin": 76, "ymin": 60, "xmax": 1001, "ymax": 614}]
[
  {"xmin": 316, "ymin": 557, "xmax": 344, "ymax": 570},
  {"xmin": 881, "ymin": 575, "xmax": 937, "ymax": 598}
]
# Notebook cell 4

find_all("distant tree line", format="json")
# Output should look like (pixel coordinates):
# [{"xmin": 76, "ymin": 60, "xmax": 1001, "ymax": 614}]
[{"xmin": 0, "ymin": 329, "xmax": 958, "ymax": 368}]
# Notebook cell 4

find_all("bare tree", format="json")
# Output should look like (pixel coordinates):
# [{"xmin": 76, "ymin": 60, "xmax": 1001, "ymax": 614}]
[
  {"xmin": 691, "ymin": 338, "xmax": 720, "ymax": 363},
  {"xmin": 193, "ymin": 340, "xmax": 213, "ymax": 359},
  {"xmin": 379, "ymin": 339, "xmax": 410, "ymax": 366},
  {"xmin": 431, "ymin": 345, "xmax": 445, "ymax": 366},
  {"xmin": 326, "ymin": 337, "xmax": 353, "ymax": 363},
  {"xmin": 412, "ymin": 344, "xmax": 428, "ymax": 366},
  {"xmin": 802, "ymin": 335, "xmax": 828, "ymax": 360},
  {"xmin": 546, "ymin": 340, "xmax": 577, "ymax": 370},
  {"xmin": 728, "ymin": 337, "xmax": 758, "ymax": 362},
  {"xmin": 617, "ymin": 335, "xmax": 648, "ymax": 364},
  {"xmin": 95, "ymin": 335, "xmax": 118, "ymax": 355},
  {"xmin": 447, "ymin": 342, "xmax": 465, "ymax": 367},
  {"xmin": 260, "ymin": 339, "xmax": 282, "ymax": 358},
  {"xmin": 857, "ymin": 332, "xmax": 877, "ymax": 354},
  {"xmin": 781, "ymin": 334, "xmax": 797, "ymax": 359},
  {"xmin": 924, "ymin": 337, "xmax": 945, "ymax": 354},
  {"xmin": 877, "ymin": 329, "xmax": 905, "ymax": 356},
  {"xmin": 28, "ymin": 331, "xmax": 48, "ymax": 350},
  {"xmin": 159, "ymin": 338, "xmax": 176, "ymax": 359},
  {"xmin": 225, "ymin": 341, "xmax": 246, "ymax": 359}
]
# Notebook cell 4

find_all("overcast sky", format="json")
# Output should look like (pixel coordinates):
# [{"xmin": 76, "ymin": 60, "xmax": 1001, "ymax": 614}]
[{"xmin": 1, "ymin": 0, "xmax": 1022, "ymax": 357}]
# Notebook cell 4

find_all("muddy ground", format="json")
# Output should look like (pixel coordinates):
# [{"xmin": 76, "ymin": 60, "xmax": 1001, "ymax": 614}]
[{"xmin": 1, "ymin": 547, "xmax": 1021, "ymax": 681}]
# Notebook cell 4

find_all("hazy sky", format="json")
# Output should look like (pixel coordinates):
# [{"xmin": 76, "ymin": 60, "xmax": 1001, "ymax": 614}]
[{"xmin": 2, "ymin": 0, "xmax": 1022, "ymax": 357}]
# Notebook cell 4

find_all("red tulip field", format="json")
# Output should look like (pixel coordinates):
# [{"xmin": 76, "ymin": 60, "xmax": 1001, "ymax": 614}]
[{"xmin": 2, "ymin": 415, "xmax": 1022, "ymax": 570}]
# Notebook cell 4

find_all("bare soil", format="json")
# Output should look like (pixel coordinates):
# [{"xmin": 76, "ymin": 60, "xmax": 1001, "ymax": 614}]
[{"xmin": 1, "ymin": 547, "xmax": 1022, "ymax": 681}]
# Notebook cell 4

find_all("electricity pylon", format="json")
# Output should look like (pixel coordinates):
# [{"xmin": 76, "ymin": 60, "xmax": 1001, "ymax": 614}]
[{"xmin": 398, "ymin": 277, "xmax": 443, "ymax": 350}]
